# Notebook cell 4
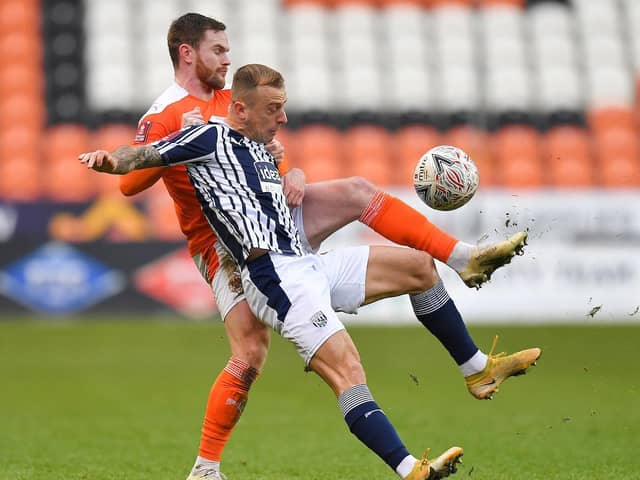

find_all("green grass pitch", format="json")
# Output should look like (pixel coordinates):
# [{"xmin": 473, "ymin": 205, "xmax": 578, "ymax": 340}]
[{"xmin": 1, "ymin": 319, "xmax": 638, "ymax": 479}]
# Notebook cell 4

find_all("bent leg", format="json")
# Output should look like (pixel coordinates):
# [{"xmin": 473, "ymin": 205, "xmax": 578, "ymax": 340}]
[{"xmin": 363, "ymin": 246, "xmax": 439, "ymax": 304}]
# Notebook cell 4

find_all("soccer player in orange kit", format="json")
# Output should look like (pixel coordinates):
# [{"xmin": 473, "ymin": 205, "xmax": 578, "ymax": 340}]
[{"xmin": 119, "ymin": 13, "xmax": 535, "ymax": 480}]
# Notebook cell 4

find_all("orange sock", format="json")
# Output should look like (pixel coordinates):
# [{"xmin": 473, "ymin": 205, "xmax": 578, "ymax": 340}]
[
  {"xmin": 359, "ymin": 191, "xmax": 458, "ymax": 263},
  {"xmin": 199, "ymin": 357, "xmax": 259, "ymax": 461}
]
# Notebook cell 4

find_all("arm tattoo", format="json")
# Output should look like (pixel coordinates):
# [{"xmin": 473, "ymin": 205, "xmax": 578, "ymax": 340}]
[{"xmin": 112, "ymin": 145, "xmax": 165, "ymax": 173}]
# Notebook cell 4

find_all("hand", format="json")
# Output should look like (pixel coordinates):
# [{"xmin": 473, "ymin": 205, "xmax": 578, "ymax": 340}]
[
  {"xmin": 266, "ymin": 139, "xmax": 285, "ymax": 164},
  {"xmin": 281, "ymin": 167, "xmax": 305, "ymax": 207},
  {"xmin": 181, "ymin": 106, "xmax": 205, "ymax": 128},
  {"xmin": 78, "ymin": 150, "xmax": 118, "ymax": 173}
]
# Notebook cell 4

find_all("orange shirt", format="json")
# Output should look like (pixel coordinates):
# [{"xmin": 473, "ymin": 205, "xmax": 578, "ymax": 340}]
[{"xmin": 120, "ymin": 83, "xmax": 288, "ymax": 280}]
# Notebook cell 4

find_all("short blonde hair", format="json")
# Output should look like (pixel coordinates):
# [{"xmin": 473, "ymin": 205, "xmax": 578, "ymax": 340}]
[{"xmin": 231, "ymin": 64, "xmax": 285, "ymax": 103}]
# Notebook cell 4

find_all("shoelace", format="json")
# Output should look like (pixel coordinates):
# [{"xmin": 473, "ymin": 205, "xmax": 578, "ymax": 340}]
[
  {"xmin": 487, "ymin": 335, "xmax": 506, "ymax": 360},
  {"xmin": 194, "ymin": 468, "xmax": 227, "ymax": 480},
  {"xmin": 419, "ymin": 448, "xmax": 432, "ymax": 468}
]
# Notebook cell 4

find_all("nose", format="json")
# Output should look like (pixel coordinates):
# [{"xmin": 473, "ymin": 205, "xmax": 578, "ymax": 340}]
[{"xmin": 278, "ymin": 110, "xmax": 288, "ymax": 124}]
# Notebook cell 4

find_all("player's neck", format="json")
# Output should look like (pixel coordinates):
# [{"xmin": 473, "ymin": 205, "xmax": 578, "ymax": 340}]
[{"xmin": 175, "ymin": 74, "xmax": 214, "ymax": 101}]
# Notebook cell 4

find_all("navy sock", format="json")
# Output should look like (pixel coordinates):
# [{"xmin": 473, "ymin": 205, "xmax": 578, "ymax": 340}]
[
  {"xmin": 410, "ymin": 280, "xmax": 478, "ymax": 365},
  {"xmin": 339, "ymin": 384, "xmax": 409, "ymax": 471}
]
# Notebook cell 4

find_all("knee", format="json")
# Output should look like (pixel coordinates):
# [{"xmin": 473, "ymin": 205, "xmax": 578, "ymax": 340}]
[
  {"xmin": 228, "ymin": 324, "xmax": 270, "ymax": 370},
  {"xmin": 411, "ymin": 252, "xmax": 440, "ymax": 293},
  {"xmin": 344, "ymin": 176, "xmax": 378, "ymax": 209}
]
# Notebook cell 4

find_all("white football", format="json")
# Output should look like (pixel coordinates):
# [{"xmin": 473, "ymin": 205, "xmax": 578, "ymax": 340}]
[{"xmin": 413, "ymin": 145, "xmax": 479, "ymax": 211}]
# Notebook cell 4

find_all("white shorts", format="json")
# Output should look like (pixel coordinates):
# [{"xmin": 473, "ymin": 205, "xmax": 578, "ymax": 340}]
[
  {"xmin": 241, "ymin": 246, "xmax": 369, "ymax": 365},
  {"xmin": 197, "ymin": 205, "xmax": 316, "ymax": 321}
]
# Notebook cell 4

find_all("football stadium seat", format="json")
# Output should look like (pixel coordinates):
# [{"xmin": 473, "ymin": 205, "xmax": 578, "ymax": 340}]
[
  {"xmin": 0, "ymin": 63, "xmax": 42, "ymax": 100},
  {"xmin": 0, "ymin": 154, "xmax": 41, "ymax": 201},
  {"xmin": 44, "ymin": 123, "xmax": 91, "ymax": 160},
  {"xmin": 0, "ymin": 93, "xmax": 45, "ymax": 132},
  {"xmin": 544, "ymin": 125, "xmax": 594, "ymax": 188},
  {"xmin": 477, "ymin": 0, "xmax": 525, "ymax": 8},
  {"xmin": 343, "ymin": 125, "xmax": 393, "ymax": 186},
  {"xmin": 440, "ymin": 65, "xmax": 481, "ymax": 112},
  {"xmin": 537, "ymin": 65, "xmax": 583, "ymax": 113},
  {"xmin": 587, "ymin": 106, "xmax": 637, "ymax": 134},
  {"xmin": 0, "ymin": 0, "xmax": 40, "ymax": 36},
  {"xmin": 337, "ymin": 65, "xmax": 383, "ymax": 111},
  {"xmin": 0, "ymin": 126, "xmax": 40, "ymax": 160},
  {"xmin": 387, "ymin": 66, "xmax": 437, "ymax": 113},
  {"xmin": 528, "ymin": 1, "xmax": 572, "ymax": 36},
  {"xmin": 394, "ymin": 124, "xmax": 442, "ymax": 186},
  {"xmin": 485, "ymin": 66, "xmax": 534, "ymax": 113},
  {"xmin": 0, "ymin": 32, "xmax": 42, "ymax": 68},
  {"xmin": 445, "ymin": 125, "xmax": 495, "ymax": 187},
  {"xmin": 287, "ymin": 65, "xmax": 333, "ymax": 111},
  {"xmin": 44, "ymin": 157, "xmax": 96, "ymax": 202},
  {"xmin": 593, "ymin": 127, "xmax": 640, "ymax": 187},
  {"xmin": 293, "ymin": 124, "xmax": 343, "ymax": 182},
  {"xmin": 586, "ymin": 65, "xmax": 635, "ymax": 109},
  {"xmin": 492, "ymin": 125, "xmax": 544, "ymax": 188}
]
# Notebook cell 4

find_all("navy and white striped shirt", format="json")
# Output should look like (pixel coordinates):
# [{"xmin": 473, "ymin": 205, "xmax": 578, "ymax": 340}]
[{"xmin": 153, "ymin": 119, "xmax": 305, "ymax": 267}]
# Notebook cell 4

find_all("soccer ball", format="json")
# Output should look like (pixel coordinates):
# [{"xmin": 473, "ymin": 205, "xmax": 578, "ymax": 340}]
[{"xmin": 413, "ymin": 145, "xmax": 479, "ymax": 211}]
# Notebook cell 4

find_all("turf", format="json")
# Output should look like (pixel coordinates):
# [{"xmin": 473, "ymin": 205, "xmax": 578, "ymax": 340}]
[{"xmin": 0, "ymin": 319, "xmax": 638, "ymax": 479}]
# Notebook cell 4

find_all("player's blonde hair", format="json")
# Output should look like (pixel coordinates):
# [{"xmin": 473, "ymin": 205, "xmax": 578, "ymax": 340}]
[
  {"xmin": 231, "ymin": 64, "xmax": 285, "ymax": 104},
  {"xmin": 167, "ymin": 13, "xmax": 226, "ymax": 68}
]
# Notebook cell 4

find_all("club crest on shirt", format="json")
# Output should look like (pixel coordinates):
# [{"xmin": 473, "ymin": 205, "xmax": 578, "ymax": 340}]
[
  {"xmin": 134, "ymin": 120, "xmax": 152, "ymax": 143},
  {"xmin": 254, "ymin": 161, "xmax": 282, "ymax": 193},
  {"xmin": 310, "ymin": 311, "xmax": 328, "ymax": 328}
]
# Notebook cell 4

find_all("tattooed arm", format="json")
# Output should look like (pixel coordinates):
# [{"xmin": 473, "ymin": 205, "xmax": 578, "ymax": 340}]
[{"xmin": 79, "ymin": 145, "xmax": 166, "ymax": 174}]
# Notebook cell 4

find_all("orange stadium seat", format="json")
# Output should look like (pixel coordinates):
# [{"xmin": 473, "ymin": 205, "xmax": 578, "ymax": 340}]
[
  {"xmin": 0, "ymin": 0, "xmax": 40, "ymax": 36},
  {"xmin": 445, "ymin": 124, "xmax": 495, "ymax": 187},
  {"xmin": 587, "ymin": 106, "xmax": 637, "ymax": 134},
  {"xmin": 0, "ymin": 153, "xmax": 41, "ymax": 201},
  {"xmin": 429, "ymin": 0, "xmax": 474, "ymax": 7},
  {"xmin": 293, "ymin": 124, "xmax": 343, "ymax": 182},
  {"xmin": 393, "ymin": 124, "xmax": 442, "ymax": 186},
  {"xmin": 91, "ymin": 124, "xmax": 136, "ymax": 151},
  {"xmin": 0, "ymin": 125, "xmax": 40, "ymax": 160},
  {"xmin": 593, "ymin": 127, "xmax": 640, "ymax": 187},
  {"xmin": 492, "ymin": 125, "xmax": 544, "ymax": 188},
  {"xmin": 477, "ymin": 0, "xmax": 525, "ymax": 8},
  {"xmin": 343, "ymin": 125, "xmax": 393, "ymax": 186},
  {"xmin": 543, "ymin": 125, "xmax": 594, "ymax": 188},
  {"xmin": 44, "ymin": 124, "xmax": 91, "ymax": 160},
  {"xmin": 44, "ymin": 157, "xmax": 97, "ymax": 202},
  {"xmin": 0, "ymin": 93, "xmax": 44, "ymax": 132},
  {"xmin": 0, "ymin": 32, "xmax": 42, "ymax": 68},
  {"xmin": 380, "ymin": 0, "xmax": 429, "ymax": 6},
  {"xmin": 0, "ymin": 63, "xmax": 43, "ymax": 99}
]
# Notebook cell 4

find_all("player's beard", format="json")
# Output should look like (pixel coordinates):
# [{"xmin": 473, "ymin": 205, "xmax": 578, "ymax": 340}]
[{"xmin": 195, "ymin": 57, "xmax": 226, "ymax": 91}]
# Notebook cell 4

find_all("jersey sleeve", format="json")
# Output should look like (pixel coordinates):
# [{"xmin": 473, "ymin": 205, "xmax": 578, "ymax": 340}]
[
  {"xmin": 119, "ymin": 113, "xmax": 173, "ymax": 196},
  {"xmin": 153, "ymin": 124, "xmax": 220, "ymax": 165}
]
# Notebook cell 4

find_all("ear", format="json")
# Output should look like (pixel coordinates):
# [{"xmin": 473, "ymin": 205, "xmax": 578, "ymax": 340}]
[
  {"xmin": 231, "ymin": 101, "xmax": 248, "ymax": 121},
  {"xmin": 178, "ymin": 43, "xmax": 194, "ymax": 65}
]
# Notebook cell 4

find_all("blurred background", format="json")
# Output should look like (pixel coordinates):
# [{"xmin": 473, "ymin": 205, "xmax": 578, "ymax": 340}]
[{"xmin": 0, "ymin": 0, "xmax": 638, "ymax": 323}]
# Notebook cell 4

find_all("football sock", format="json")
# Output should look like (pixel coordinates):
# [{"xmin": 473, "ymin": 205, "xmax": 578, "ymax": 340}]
[
  {"xmin": 359, "ymin": 191, "xmax": 464, "ymax": 265},
  {"xmin": 339, "ymin": 384, "xmax": 410, "ymax": 473},
  {"xmin": 198, "ymin": 357, "xmax": 259, "ymax": 461},
  {"xmin": 410, "ymin": 280, "xmax": 486, "ymax": 374}
]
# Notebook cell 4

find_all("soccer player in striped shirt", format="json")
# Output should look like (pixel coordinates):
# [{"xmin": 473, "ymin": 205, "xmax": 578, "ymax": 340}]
[
  {"xmin": 81, "ymin": 63, "xmax": 540, "ymax": 480},
  {"xmin": 116, "ymin": 13, "xmax": 535, "ymax": 480}
]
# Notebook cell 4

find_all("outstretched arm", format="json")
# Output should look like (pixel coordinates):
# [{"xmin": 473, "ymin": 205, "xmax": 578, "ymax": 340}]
[{"xmin": 79, "ymin": 145, "xmax": 165, "ymax": 174}]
